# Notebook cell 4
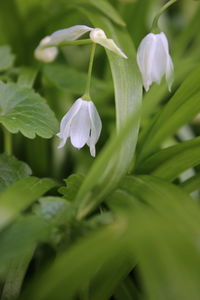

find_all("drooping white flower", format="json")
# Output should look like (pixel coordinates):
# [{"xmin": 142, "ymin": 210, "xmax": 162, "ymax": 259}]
[
  {"xmin": 89, "ymin": 28, "xmax": 127, "ymax": 59},
  {"xmin": 35, "ymin": 25, "xmax": 127, "ymax": 62},
  {"xmin": 34, "ymin": 36, "xmax": 58, "ymax": 63},
  {"xmin": 137, "ymin": 32, "xmax": 174, "ymax": 92},
  {"xmin": 57, "ymin": 98, "xmax": 102, "ymax": 157}
]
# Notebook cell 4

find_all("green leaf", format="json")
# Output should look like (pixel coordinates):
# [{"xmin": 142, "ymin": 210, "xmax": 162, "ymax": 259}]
[
  {"xmin": 67, "ymin": 0, "xmax": 126, "ymax": 27},
  {"xmin": 0, "ymin": 176, "xmax": 57, "ymax": 230},
  {"xmin": 33, "ymin": 196, "xmax": 71, "ymax": 226},
  {"xmin": 0, "ymin": 45, "xmax": 15, "ymax": 72},
  {"xmin": 88, "ymin": 0, "xmax": 126, "ymax": 27},
  {"xmin": 0, "ymin": 197, "xmax": 71, "ymax": 276},
  {"xmin": 0, "ymin": 81, "xmax": 59, "ymax": 138},
  {"xmin": 43, "ymin": 63, "xmax": 111, "ymax": 97},
  {"xmin": 17, "ymin": 67, "xmax": 38, "ymax": 88},
  {"xmin": 21, "ymin": 218, "xmax": 130, "ymax": 300},
  {"xmin": 137, "ymin": 137, "xmax": 200, "ymax": 181},
  {"xmin": 137, "ymin": 64, "xmax": 200, "ymax": 162},
  {"xmin": 180, "ymin": 173, "xmax": 200, "ymax": 193},
  {"xmin": 0, "ymin": 215, "xmax": 49, "ymax": 276},
  {"xmin": 73, "ymin": 6, "xmax": 142, "ymax": 219},
  {"xmin": 0, "ymin": 153, "xmax": 32, "ymax": 192},
  {"xmin": 58, "ymin": 174, "xmax": 84, "ymax": 201}
]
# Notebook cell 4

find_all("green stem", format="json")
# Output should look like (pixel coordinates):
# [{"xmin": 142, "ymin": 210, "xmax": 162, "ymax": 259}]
[
  {"xmin": 3, "ymin": 127, "xmax": 12, "ymax": 155},
  {"xmin": 43, "ymin": 39, "xmax": 92, "ymax": 49},
  {"xmin": 151, "ymin": 0, "xmax": 178, "ymax": 32},
  {"xmin": 83, "ymin": 43, "xmax": 96, "ymax": 101}
]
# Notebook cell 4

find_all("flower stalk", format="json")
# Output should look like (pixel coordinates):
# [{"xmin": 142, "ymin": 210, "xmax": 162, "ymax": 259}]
[
  {"xmin": 151, "ymin": 0, "xmax": 178, "ymax": 32},
  {"xmin": 3, "ymin": 127, "xmax": 12, "ymax": 155},
  {"xmin": 83, "ymin": 43, "xmax": 96, "ymax": 101}
]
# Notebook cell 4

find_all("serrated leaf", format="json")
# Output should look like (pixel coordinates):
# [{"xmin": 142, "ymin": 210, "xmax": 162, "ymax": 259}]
[
  {"xmin": 0, "ymin": 45, "xmax": 15, "ymax": 72},
  {"xmin": 0, "ymin": 177, "xmax": 57, "ymax": 230},
  {"xmin": 0, "ymin": 81, "xmax": 58, "ymax": 138},
  {"xmin": 58, "ymin": 174, "xmax": 84, "ymax": 201},
  {"xmin": 0, "ymin": 153, "xmax": 32, "ymax": 192}
]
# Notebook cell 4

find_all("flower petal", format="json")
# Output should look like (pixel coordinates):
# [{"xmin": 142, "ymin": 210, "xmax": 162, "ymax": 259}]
[
  {"xmin": 70, "ymin": 101, "xmax": 91, "ymax": 149},
  {"xmin": 150, "ymin": 34, "xmax": 167, "ymax": 84},
  {"xmin": 90, "ymin": 28, "xmax": 127, "ymax": 59},
  {"xmin": 159, "ymin": 32, "xmax": 174, "ymax": 91},
  {"xmin": 56, "ymin": 98, "xmax": 82, "ymax": 148},
  {"xmin": 87, "ymin": 101, "xmax": 102, "ymax": 157},
  {"xmin": 50, "ymin": 25, "xmax": 93, "ymax": 45},
  {"xmin": 137, "ymin": 33, "xmax": 156, "ymax": 91}
]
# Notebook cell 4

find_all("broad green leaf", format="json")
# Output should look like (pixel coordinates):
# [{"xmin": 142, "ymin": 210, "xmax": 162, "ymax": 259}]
[
  {"xmin": 0, "ymin": 45, "xmax": 15, "ymax": 72},
  {"xmin": 88, "ymin": 0, "xmax": 126, "ymax": 27},
  {"xmin": 0, "ymin": 81, "xmax": 59, "ymax": 138},
  {"xmin": 0, "ymin": 197, "xmax": 70, "ymax": 276},
  {"xmin": 0, "ymin": 176, "xmax": 57, "ymax": 230},
  {"xmin": 73, "ymin": 6, "xmax": 142, "ymax": 219},
  {"xmin": 58, "ymin": 174, "xmax": 84, "ymax": 201},
  {"xmin": 43, "ymin": 63, "xmax": 111, "ymax": 97},
  {"xmin": 137, "ymin": 137, "xmax": 200, "ymax": 181},
  {"xmin": 0, "ymin": 216, "xmax": 49, "ymax": 276},
  {"xmin": 0, "ymin": 154, "xmax": 31, "ymax": 192},
  {"xmin": 21, "ymin": 217, "xmax": 130, "ymax": 300},
  {"xmin": 66, "ymin": 0, "xmax": 126, "ymax": 27},
  {"xmin": 137, "ymin": 65, "xmax": 200, "ymax": 162},
  {"xmin": 151, "ymin": 146, "xmax": 200, "ymax": 181},
  {"xmin": 113, "ymin": 175, "xmax": 193, "ymax": 209}
]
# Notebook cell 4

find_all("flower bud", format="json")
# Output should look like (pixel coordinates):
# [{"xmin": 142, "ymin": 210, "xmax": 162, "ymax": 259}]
[{"xmin": 34, "ymin": 36, "xmax": 58, "ymax": 63}]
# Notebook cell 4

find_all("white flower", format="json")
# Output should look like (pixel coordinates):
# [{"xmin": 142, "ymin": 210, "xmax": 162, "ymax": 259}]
[
  {"xmin": 35, "ymin": 25, "xmax": 127, "ymax": 62},
  {"xmin": 57, "ymin": 98, "xmax": 102, "ymax": 157},
  {"xmin": 34, "ymin": 36, "xmax": 58, "ymax": 63},
  {"xmin": 89, "ymin": 28, "xmax": 127, "ymax": 59},
  {"xmin": 137, "ymin": 32, "xmax": 174, "ymax": 92}
]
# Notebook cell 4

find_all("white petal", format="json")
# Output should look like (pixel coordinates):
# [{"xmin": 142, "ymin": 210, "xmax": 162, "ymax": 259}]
[
  {"xmin": 137, "ymin": 33, "xmax": 156, "ymax": 91},
  {"xmin": 70, "ymin": 101, "xmax": 91, "ymax": 149},
  {"xmin": 56, "ymin": 98, "xmax": 82, "ymax": 148},
  {"xmin": 57, "ymin": 125, "xmax": 70, "ymax": 149},
  {"xmin": 87, "ymin": 101, "xmax": 102, "ymax": 157},
  {"xmin": 159, "ymin": 32, "xmax": 174, "ymax": 91},
  {"xmin": 150, "ymin": 34, "xmax": 167, "ymax": 84},
  {"xmin": 34, "ymin": 36, "xmax": 58, "ymax": 62},
  {"xmin": 90, "ymin": 28, "xmax": 127, "ymax": 59},
  {"xmin": 50, "ymin": 25, "xmax": 93, "ymax": 45},
  {"xmin": 58, "ymin": 98, "xmax": 82, "ymax": 136}
]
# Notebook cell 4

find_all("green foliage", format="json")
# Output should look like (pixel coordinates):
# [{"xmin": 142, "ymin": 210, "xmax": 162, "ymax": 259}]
[
  {"xmin": 0, "ymin": 81, "xmax": 58, "ymax": 138},
  {"xmin": 0, "ymin": 45, "xmax": 15, "ymax": 72},
  {"xmin": 0, "ymin": 0, "xmax": 200, "ymax": 300},
  {"xmin": 43, "ymin": 63, "xmax": 110, "ymax": 97},
  {"xmin": 0, "ymin": 154, "xmax": 31, "ymax": 192},
  {"xmin": 0, "ymin": 176, "xmax": 57, "ymax": 230}
]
